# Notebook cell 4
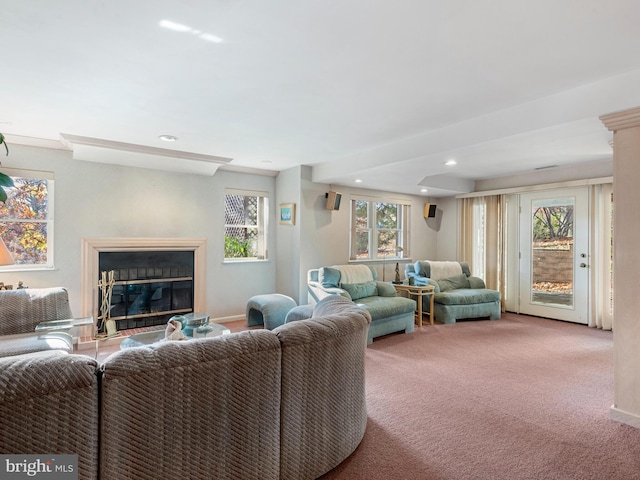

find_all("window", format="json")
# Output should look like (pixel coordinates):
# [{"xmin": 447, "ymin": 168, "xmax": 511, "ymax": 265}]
[
  {"xmin": 351, "ymin": 198, "xmax": 409, "ymax": 260},
  {"xmin": 0, "ymin": 169, "xmax": 54, "ymax": 269},
  {"xmin": 224, "ymin": 189, "xmax": 269, "ymax": 261}
]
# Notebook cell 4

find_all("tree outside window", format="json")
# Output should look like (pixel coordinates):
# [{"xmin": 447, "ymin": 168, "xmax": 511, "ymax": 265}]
[
  {"xmin": 352, "ymin": 198, "xmax": 408, "ymax": 260},
  {"xmin": 0, "ymin": 174, "xmax": 52, "ymax": 268},
  {"xmin": 224, "ymin": 191, "xmax": 268, "ymax": 260}
]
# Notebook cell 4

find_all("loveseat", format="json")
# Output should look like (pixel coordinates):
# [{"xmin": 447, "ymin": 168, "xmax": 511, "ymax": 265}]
[
  {"xmin": 405, "ymin": 260, "xmax": 501, "ymax": 324},
  {"xmin": 308, "ymin": 264, "xmax": 416, "ymax": 343},
  {"xmin": 0, "ymin": 295, "xmax": 371, "ymax": 480}
]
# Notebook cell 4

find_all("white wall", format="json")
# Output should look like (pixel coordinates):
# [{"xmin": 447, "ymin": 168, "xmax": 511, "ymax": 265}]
[
  {"xmin": 432, "ymin": 196, "xmax": 458, "ymax": 261},
  {"xmin": 2, "ymin": 144, "xmax": 276, "ymax": 321},
  {"xmin": 606, "ymin": 112, "xmax": 640, "ymax": 428},
  {"xmin": 275, "ymin": 166, "xmax": 302, "ymax": 302},
  {"xmin": 297, "ymin": 174, "xmax": 439, "ymax": 302}
]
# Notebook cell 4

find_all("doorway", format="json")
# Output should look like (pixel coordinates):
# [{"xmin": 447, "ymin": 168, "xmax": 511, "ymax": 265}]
[{"xmin": 518, "ymin": 187, "xmax": 590, "ymax": 324}]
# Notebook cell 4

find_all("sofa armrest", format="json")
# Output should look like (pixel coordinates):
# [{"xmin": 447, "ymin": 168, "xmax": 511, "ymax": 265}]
[
  {"xmin": 0, "ymin": 351, "xmax": 99, "ymax": 479},
  {"xmin": 376, "ymin": 281, "xmax": 397, "ymax": 297},
  {"xmin": 0, "ymin": 287, "xmax": 74, "ymax": 335},
  {"xmin": 413, "ymin": 276, "xmax": 441, "ymax": 292},
  {"xmin": 308, "ymin": 281, "xmax": 351, "ymax": 303},
  {"xmin": 468, "ymin": 276, "xmax": 487, "ymax": 289}
]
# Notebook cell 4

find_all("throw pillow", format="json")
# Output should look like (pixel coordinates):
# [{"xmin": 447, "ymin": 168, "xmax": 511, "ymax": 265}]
[
  {"xmin": 414, "ymin": 260, "xmax": 430, "ymax": 278},
  {"xmin": 319, "ymin": 266, "xmax": 341, "ymax": 288},
  {"xmin": 436, "ymin": 274, "xmax": 470, "ymax": 292},
  {"xmin": 341, "ymin": 281, "xmax": 377, "ymax": 301}
]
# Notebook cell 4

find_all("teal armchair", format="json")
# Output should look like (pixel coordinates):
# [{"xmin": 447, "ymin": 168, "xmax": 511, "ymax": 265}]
[
  {"xmin": 308, "ymin": 264, "xmax": 416, "ymax": 343},
  {"xmin": 405, "ymin": 261, "xmax": 501, "ymax": 324}
]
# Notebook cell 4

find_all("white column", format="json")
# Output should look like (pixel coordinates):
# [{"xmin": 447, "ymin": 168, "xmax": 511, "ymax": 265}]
[{"xmin": 600, "ymin": 107, "xmax": 640, "ymax": 428}]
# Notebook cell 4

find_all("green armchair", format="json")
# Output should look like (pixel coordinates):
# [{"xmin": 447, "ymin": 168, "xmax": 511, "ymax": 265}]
[{"xmin": 307, "ymin": 264, "xmax": 416, "ymax": 343}]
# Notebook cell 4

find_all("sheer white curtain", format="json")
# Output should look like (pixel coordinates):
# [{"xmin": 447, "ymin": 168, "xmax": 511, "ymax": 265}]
[
  {"xmin": 589, "ymin": 183, "xmax": 614, "ymax": 330},
  {"xmin": 458, "ymin": 195, "xmax": 504, "ymax": 305}
]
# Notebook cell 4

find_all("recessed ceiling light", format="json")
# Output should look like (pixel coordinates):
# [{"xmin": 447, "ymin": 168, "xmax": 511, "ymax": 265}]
[
  {"xmin": 354, "ymin": 179, "xmax": 363, "ymax": 183},
  {"xmin": 159, "ymin": 20, "xmax": 191, "ymax": 32},
  {"xmin": 159, "ymin": 20, "xmax": 223, "ymax": 43},
  {"xmin": 159, "ymin": 135, "xmax": 178, "ymax": 142},
  {"xmin": 199, "ymin": 33, "xmax": 224, "ymax": 43},
  {"xmin": 421, "ymin": 188, "xmax": 428, "ymax": 193},
  {"xmin": 444, "ymin": 159, "xmax": 457, "ymax": 166}
]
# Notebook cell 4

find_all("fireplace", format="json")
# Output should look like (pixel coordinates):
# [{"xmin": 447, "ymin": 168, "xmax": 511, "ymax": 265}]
[
  {"xmin": 80, "ymin": 238, "xmax": 206, "ymax": 338},
  {"xmin": 98, "ymin": 250, "xmax": 195, "ymax": 332}
]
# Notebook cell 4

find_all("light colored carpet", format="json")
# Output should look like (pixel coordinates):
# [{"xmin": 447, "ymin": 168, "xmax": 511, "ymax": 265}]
[{"xmin": 320, "ymin": 312, "xmax": 640, "ymax": 480}]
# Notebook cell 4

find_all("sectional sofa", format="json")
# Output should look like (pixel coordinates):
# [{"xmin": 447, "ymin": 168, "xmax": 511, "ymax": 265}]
[
  {"xmin": 0, "ymin": 296, "xmax": 371, "ymax": 480},
  {"xmin": 0, "ymin": 287, "xmax": 75, "ymax": 356}
]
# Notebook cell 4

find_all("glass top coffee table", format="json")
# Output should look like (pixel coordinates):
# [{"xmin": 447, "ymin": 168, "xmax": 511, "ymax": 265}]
[
  {"xmin": 120, "ymin": 314, "xmax": 231, "ymax": 349},
  {"xmin": 35, "ymin": 316, "xmax": 94, "ymax": 332}
]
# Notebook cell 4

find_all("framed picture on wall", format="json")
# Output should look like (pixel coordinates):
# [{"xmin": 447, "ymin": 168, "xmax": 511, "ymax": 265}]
[{"xmin": 279, "ymin": 203, "xmax": 295, "ymax": 225}]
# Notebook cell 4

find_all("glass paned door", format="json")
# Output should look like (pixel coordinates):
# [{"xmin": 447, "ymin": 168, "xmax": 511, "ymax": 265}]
[{"xmin": 519, "ymin": 187, "xmax": 589, "ymax": 324}]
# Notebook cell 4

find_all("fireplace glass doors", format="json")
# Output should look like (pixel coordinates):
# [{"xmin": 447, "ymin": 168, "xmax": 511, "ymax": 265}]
[{"xmin": 98, "ymin": 251, "xmax": 194, "ymax": 332}]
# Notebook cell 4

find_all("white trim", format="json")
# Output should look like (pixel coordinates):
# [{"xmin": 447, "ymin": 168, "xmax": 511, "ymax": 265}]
[
  {"xmin": 348, "ymin": 192, "xmax": 411, "ymax": 205},
  {"xmin": 60, "ymin": 133, "xmax": 232, "ymax": 165},
  {"xmin": 456, "ymin": 176, "xmax": 613, "ymax": 199},
  {"xmin": 0, "ymin": 170, "xmax": 55, "ymax": 270},
  {"xmin": 80, "ymin": 237, "xmax": 207, "ymax": 322},
  {"xmin": 610, "ymin": 405, "xmax": 640, "ymax": 429},
  {"xmin": 225, "ymin": 188, "xmax": 269, "ymax": 197},
  {"xmin": 213, "ymin": 314, "xmax": 245, "ymax": 323},
  {"xmin": 0, "ymin": 166, "xmax": 55, "ymax": 180}
]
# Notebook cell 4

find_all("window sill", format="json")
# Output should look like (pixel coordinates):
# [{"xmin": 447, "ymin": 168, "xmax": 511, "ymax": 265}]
[
  {"xmin": 0, "ymin": 265, "xmax": 56, "ymax": 273},
  {"xmin": 349, "ymin": 258, "xmax": 412, "ymax": 264},
  {"xmin": 223, "ymin": 258, "xmax": 269, "ymax": 264}
]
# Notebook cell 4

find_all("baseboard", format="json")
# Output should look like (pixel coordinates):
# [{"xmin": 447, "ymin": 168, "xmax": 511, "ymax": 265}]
[
  {"xmin": 213, "ymin": 314, "xmax": 245, "ymax": 324},
  {"xmin": 609, "ymin": 405, "xmax": 640, "ymax": 429}
]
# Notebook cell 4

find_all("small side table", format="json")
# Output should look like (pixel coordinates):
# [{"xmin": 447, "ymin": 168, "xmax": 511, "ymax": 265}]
[{"xmin": 393, "ymin": 284, "xmax": 435, "ymax": 327}]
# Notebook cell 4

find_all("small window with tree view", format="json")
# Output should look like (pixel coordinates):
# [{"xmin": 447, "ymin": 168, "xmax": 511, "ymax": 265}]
[
  {"xmin": 224, "ymin": 189, "xmax": 269, "ymax": 261},
  {"xmin": 0, "ymin": 170, "xmax": 53, "ymax": 269},
  {"xmin": 351, "ymin": 198, "xmax": 409, "ymax": 260}
]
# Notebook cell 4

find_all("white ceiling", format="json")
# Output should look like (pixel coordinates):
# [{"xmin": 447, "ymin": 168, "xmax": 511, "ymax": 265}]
[{"xmin": 2, "ymin": 0, "xmax": 638, "ymax": 196}]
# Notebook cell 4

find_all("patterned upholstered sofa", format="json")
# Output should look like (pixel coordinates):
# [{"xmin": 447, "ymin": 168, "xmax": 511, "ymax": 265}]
[
  {"xmin": 0, "ymin": 287, "xmax": 75, "ymax": 357},
  {"xmin": 405, "ymin": 260, "xmax": 501, "ymax": 324},
  {"xmin": 0, "ymin": 295, "xmax": 371, "ymax": 480},
  {"xmin": 307, "ymin": 264, "xmax": 416, "ymax": 343}
]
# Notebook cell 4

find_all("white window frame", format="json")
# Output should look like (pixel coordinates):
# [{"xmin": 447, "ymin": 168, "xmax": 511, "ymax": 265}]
[
  {"xmin": 0, "ymin": 168, "xmax": 55, "ymax": 271},
  {"xmin": 350, "ymin": 196, "xmax": 410, "ymax": 261},
  {"xmin": 223, "ymin": 188, "xmax": 269, "ymax": 263}
]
